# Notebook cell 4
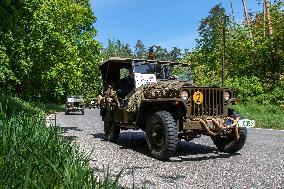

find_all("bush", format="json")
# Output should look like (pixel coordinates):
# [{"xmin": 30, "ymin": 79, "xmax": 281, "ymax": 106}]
[
  {"xmin": 225, "ymin": 76, "xmax": 264, "ymax": 102},
  {"xmin": 234, "ymin": 102, "xmax": 284, "ymax": 129},
  {"xmin": 225, "ymin": 76, "xmax": 284, "ymax": 107},
  {"xmin": 0, "ymin": 96, "xmax": 120, "ymax": 188}
]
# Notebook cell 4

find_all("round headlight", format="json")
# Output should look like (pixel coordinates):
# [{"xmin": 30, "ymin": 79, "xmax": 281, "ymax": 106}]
[
  {"xmin": 180, "ymin": 90, "xmax": 189, "ymax": 101},
  {"xmin": 224, "ymin": 91, "xmax": 230, "ymax": 101}
]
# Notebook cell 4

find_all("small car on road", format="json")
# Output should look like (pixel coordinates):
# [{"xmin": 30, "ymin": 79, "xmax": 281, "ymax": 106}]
[
  {"xmin": 65, "ymin": 95, "xmax": 84, "ymax": 115},
  {"xmin": 89, "ymin": 98, "xmax": 100, "ymax": 109}
]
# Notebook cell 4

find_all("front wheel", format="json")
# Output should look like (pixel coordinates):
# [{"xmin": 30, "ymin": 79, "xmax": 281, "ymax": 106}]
[
  {"xmin": 211, "ymin": 127, "xmax": 247, "ymax": 153},
  {"xmin": 146, "ymin": 111, "xmax": 178, "ymax": 160}
]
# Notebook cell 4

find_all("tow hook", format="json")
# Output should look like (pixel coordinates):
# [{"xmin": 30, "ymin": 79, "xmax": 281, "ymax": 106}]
[{"xmin": 197, "ymin": 117, "xmax": 240, "ymax": 139}]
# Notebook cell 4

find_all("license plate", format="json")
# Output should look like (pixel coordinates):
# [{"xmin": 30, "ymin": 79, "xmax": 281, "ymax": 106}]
[{"xmin": 238, "ymin": 119, "xmax": 256, "ymax": 128}]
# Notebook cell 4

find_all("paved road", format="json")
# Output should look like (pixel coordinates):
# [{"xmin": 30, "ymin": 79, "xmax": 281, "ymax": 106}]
[{"xmin": 53, "ymin": 109, "xmax": 284, "ymax": 188}]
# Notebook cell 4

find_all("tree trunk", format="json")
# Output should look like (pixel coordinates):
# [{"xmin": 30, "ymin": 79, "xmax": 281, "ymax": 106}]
[
  {"xmin": 264, "ymin": 0, "xmax": 277, "ymax": 87},
  {"xmin": 242, "ymin": 0, "xmax": 253, "ymax": 38},
  {"xmin": 229, "ymin": 0, "xmax": 236, "ymax": 30},
  {"xmin": 264, "ymin": 0, "xmax": 273, "ymax": 36},
  {"xmin": 263, "ymin": 2, "xmax": 266, "ymax": 37}
]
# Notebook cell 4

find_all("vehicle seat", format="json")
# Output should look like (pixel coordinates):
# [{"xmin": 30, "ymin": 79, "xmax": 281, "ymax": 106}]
[{"xmin": 117, "ymin": 76, "xmax": 135, "ymax": 98}]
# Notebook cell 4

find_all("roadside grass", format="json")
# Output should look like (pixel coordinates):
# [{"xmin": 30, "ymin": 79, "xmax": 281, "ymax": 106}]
[
  {"xmin": 0, "ymin": 96, "xmax": 120, "ymax": 189},
  {"xmin": 234, "ymin": 102, "xmax": 284, "ymax": 130}
]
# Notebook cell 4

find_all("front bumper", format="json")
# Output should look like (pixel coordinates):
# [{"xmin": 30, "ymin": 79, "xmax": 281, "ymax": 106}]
[
  {"xmin": 182, "ymin": 117, "xmax": 255, "ymax": 136},
  {"xmin": 66, "ymin": 107, "xmax": 84, "ymax": 112}
]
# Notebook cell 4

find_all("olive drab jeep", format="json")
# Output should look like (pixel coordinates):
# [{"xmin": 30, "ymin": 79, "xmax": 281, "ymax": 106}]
[
  {"xmin": 89, "ymin": 97, "xmax": 100, "ymax": 109},
  {"xmin": 99, "ymin": 57, "xmax": 253, "ymax": 160},
  {"xmin": 65, "ymin": 95, "xmax": 85, "ymax": 115}
]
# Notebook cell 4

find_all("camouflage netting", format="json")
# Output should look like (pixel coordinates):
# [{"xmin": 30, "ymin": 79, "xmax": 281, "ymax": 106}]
[
  {"xmin": 125, "ymin": 81, "xmax": 190, "ymax": 112},
  {"xmin": 125, "ymin": 89, "xmax": 143, "ymax": 112},
  {"xmin": 104, "ymin": 86, "xmax": 120, "ymax": 110}
]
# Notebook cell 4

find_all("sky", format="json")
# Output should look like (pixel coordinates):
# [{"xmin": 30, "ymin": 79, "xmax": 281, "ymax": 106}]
[{"xmin": 91, "ymin": 0, "xmax": 262, "ymax": 51}]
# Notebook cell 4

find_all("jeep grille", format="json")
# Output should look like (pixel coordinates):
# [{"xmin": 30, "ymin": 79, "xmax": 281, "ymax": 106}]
[{"xmin": 188, "ymin": 88, "xmax": 224, "ymax": 117}]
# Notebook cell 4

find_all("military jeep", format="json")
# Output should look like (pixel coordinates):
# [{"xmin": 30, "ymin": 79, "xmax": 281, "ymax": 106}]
[
  {"xmin": 99, "ymin": 57, "xmax": 250, "ymax": 160},
  {"xmin": 65, "ymin": 95, "xmax": 85, "ymax": 115},
  {"xmin": 89, "ymin": 98, "xmax": 100, "ymax": 109}
]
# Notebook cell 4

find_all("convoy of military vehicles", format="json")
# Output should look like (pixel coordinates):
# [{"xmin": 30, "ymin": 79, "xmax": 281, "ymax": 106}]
[{"xmin": 65, "ymin": 57, "xmax": 254, "ymax": 160}]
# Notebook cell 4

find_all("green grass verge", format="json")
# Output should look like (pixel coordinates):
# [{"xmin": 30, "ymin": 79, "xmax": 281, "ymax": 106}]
[
  {"xmin": 0, "ymin": 96, "xmax": 121, "ymax": 189},
  {"xmin": 234, "ymin": 102, "xmax": 284, "ymax": 130}
]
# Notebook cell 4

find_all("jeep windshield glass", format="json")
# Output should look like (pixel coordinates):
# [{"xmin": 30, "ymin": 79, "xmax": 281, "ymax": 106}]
[
  {"xmin": 169, "ymin": 64, "xmax": 193, "ymax": 83},
  {"xmin": 133, "ymin": 62, "xmax": 165, "ymax": 79}
]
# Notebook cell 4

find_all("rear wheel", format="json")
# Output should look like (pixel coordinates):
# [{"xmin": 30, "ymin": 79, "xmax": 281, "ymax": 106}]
[
  {"xmin": 104, "ymin": 111, "xmax": 120, "ymax": 142},
  {"xmin": 212, "ymin": 127, "xmax": 247, "ymax": 153},
  {"xmin": 65, "ymin": 110, "xmax": 69, "ymax": 115},
  {"xmin": 146, "ymin": 111, "xmax": 178, "ymax": 160},
  {"xmin": 82, "ymin": 110, "xmax": 84, "ymax": 115}
]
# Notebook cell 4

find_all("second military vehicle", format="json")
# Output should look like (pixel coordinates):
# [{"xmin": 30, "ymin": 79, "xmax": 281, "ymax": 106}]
[{"xmin": 65, "ymin": 95, "xmax": 85, "ymax": 115}]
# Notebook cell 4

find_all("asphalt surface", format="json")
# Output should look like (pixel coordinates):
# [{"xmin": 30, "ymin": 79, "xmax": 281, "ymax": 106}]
[{"xmin": 52, "ymin": 109, "xmax": 284, "ymax": 189}]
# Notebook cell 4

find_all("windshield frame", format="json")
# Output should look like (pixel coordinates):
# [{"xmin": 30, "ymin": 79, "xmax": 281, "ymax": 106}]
[
  {"xmin": 133, "ymin": 61, "xmax": 193, "ymax": 83},
  {"xmin": 133, "ymin": 61, "xmax": 166, "ymax": 80},
  {"xmin": 168, "ymin": 63, "xmax": 193, "ymax": 83}
]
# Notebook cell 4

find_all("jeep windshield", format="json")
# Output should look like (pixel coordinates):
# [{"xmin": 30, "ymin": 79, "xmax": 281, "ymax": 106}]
[
  {"xmin": 133, "ymin": 62, "xmax": 165, "ymax": 79},
  {"xmin": 133, "ymin": 61, "xmax": 192, "ymax": 82},
  {"xmin": 169, "ymin": 64, "xmax": 193, "ymax": 83}
]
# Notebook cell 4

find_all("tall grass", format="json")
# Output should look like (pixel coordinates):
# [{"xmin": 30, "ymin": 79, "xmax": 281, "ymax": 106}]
[
  {"xmin": 234, "ymin": 102, "xmax": 284, "ymax": 129},
  {"xmin": 0, "ymin": 96, "xmax": 120, "ymax": 188}
]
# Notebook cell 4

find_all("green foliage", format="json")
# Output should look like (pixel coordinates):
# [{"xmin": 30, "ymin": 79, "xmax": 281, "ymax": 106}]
[
  {"xmin": 101, "ymin": 39, "xmax": 183, "ymax": 62},
  {"xmin": 253, "ymin": 81, "xmax": 284, "ymax": 105},
  {"xmin": 134, "ymin": 39, "xmax": 147, "ymax": 59},
  {"xmin": 225, "ymin": 76, "xmax": 264, "ymax": 101},
  {"xmin": 101, "ymin": 39, "xmax": 133, "ymax": 60},
  {"xmin": 0, "ymin": 0, "xmax": 101, "ymax": 102},
  {"xmin": 168, "ymin": 47, "xmax": 182, "ymax": 62},
  {"xmin": 234, "ymin": 102, "xmax": 284, "ymax": 129},
  {"xmin": 0, "ymin": 96, "xmax": 121, "ymax": 188},
  {"xmin": 184, "ymin": 2, "xmax": 284, "ymax": 105}
]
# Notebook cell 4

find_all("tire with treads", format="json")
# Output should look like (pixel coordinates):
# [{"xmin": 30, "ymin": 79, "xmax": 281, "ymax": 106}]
[
  {"xmin": 212, "ymin": 127, "xmax": 247, "ymax": 153},
  {"xmin": 146, "ymin": 111, "xmax": 178, "ymax": 160}
]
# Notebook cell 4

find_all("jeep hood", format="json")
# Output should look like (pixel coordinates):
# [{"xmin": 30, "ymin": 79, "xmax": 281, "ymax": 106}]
[{"xmin": 139, "ymin": 80, "xmax": 193, "ymax": 91}]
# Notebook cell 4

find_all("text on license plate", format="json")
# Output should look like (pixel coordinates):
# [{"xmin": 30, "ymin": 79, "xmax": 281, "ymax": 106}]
[{"xmin": 238, "ymin": 119, "xmax": 256, "ymax": 128}]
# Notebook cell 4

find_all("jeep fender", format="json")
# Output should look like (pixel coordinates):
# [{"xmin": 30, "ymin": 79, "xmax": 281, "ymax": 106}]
[{"xmin": 136, "ymin": 99, "xmax": 187, "ymax": 130}]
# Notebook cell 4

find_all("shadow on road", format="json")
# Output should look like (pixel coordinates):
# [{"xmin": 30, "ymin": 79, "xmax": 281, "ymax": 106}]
[
  {"xmin": 117, "ymin": 131, "xmax": 149, "ymax": 155},
  {"xmin": 174, "ymin": 141, "xmax": 241, "ymax": 161},
  {"xmin": 60, "ymin": 126, "xmax": 83, "ymax": 133},
  {"xmin": 91, "ymin": 131, "xmax": 240, "ymax": 161},
  {"xmin": 91, "ymin": 133, "xmax": 104, "ymax": 139},
  {"xmin": 64, "ymin": 113, "xmax": 84, "ymax": 115},
  {"xmin": 56, "ymin": 126, "xmax": 83, "ymax": 142}
]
